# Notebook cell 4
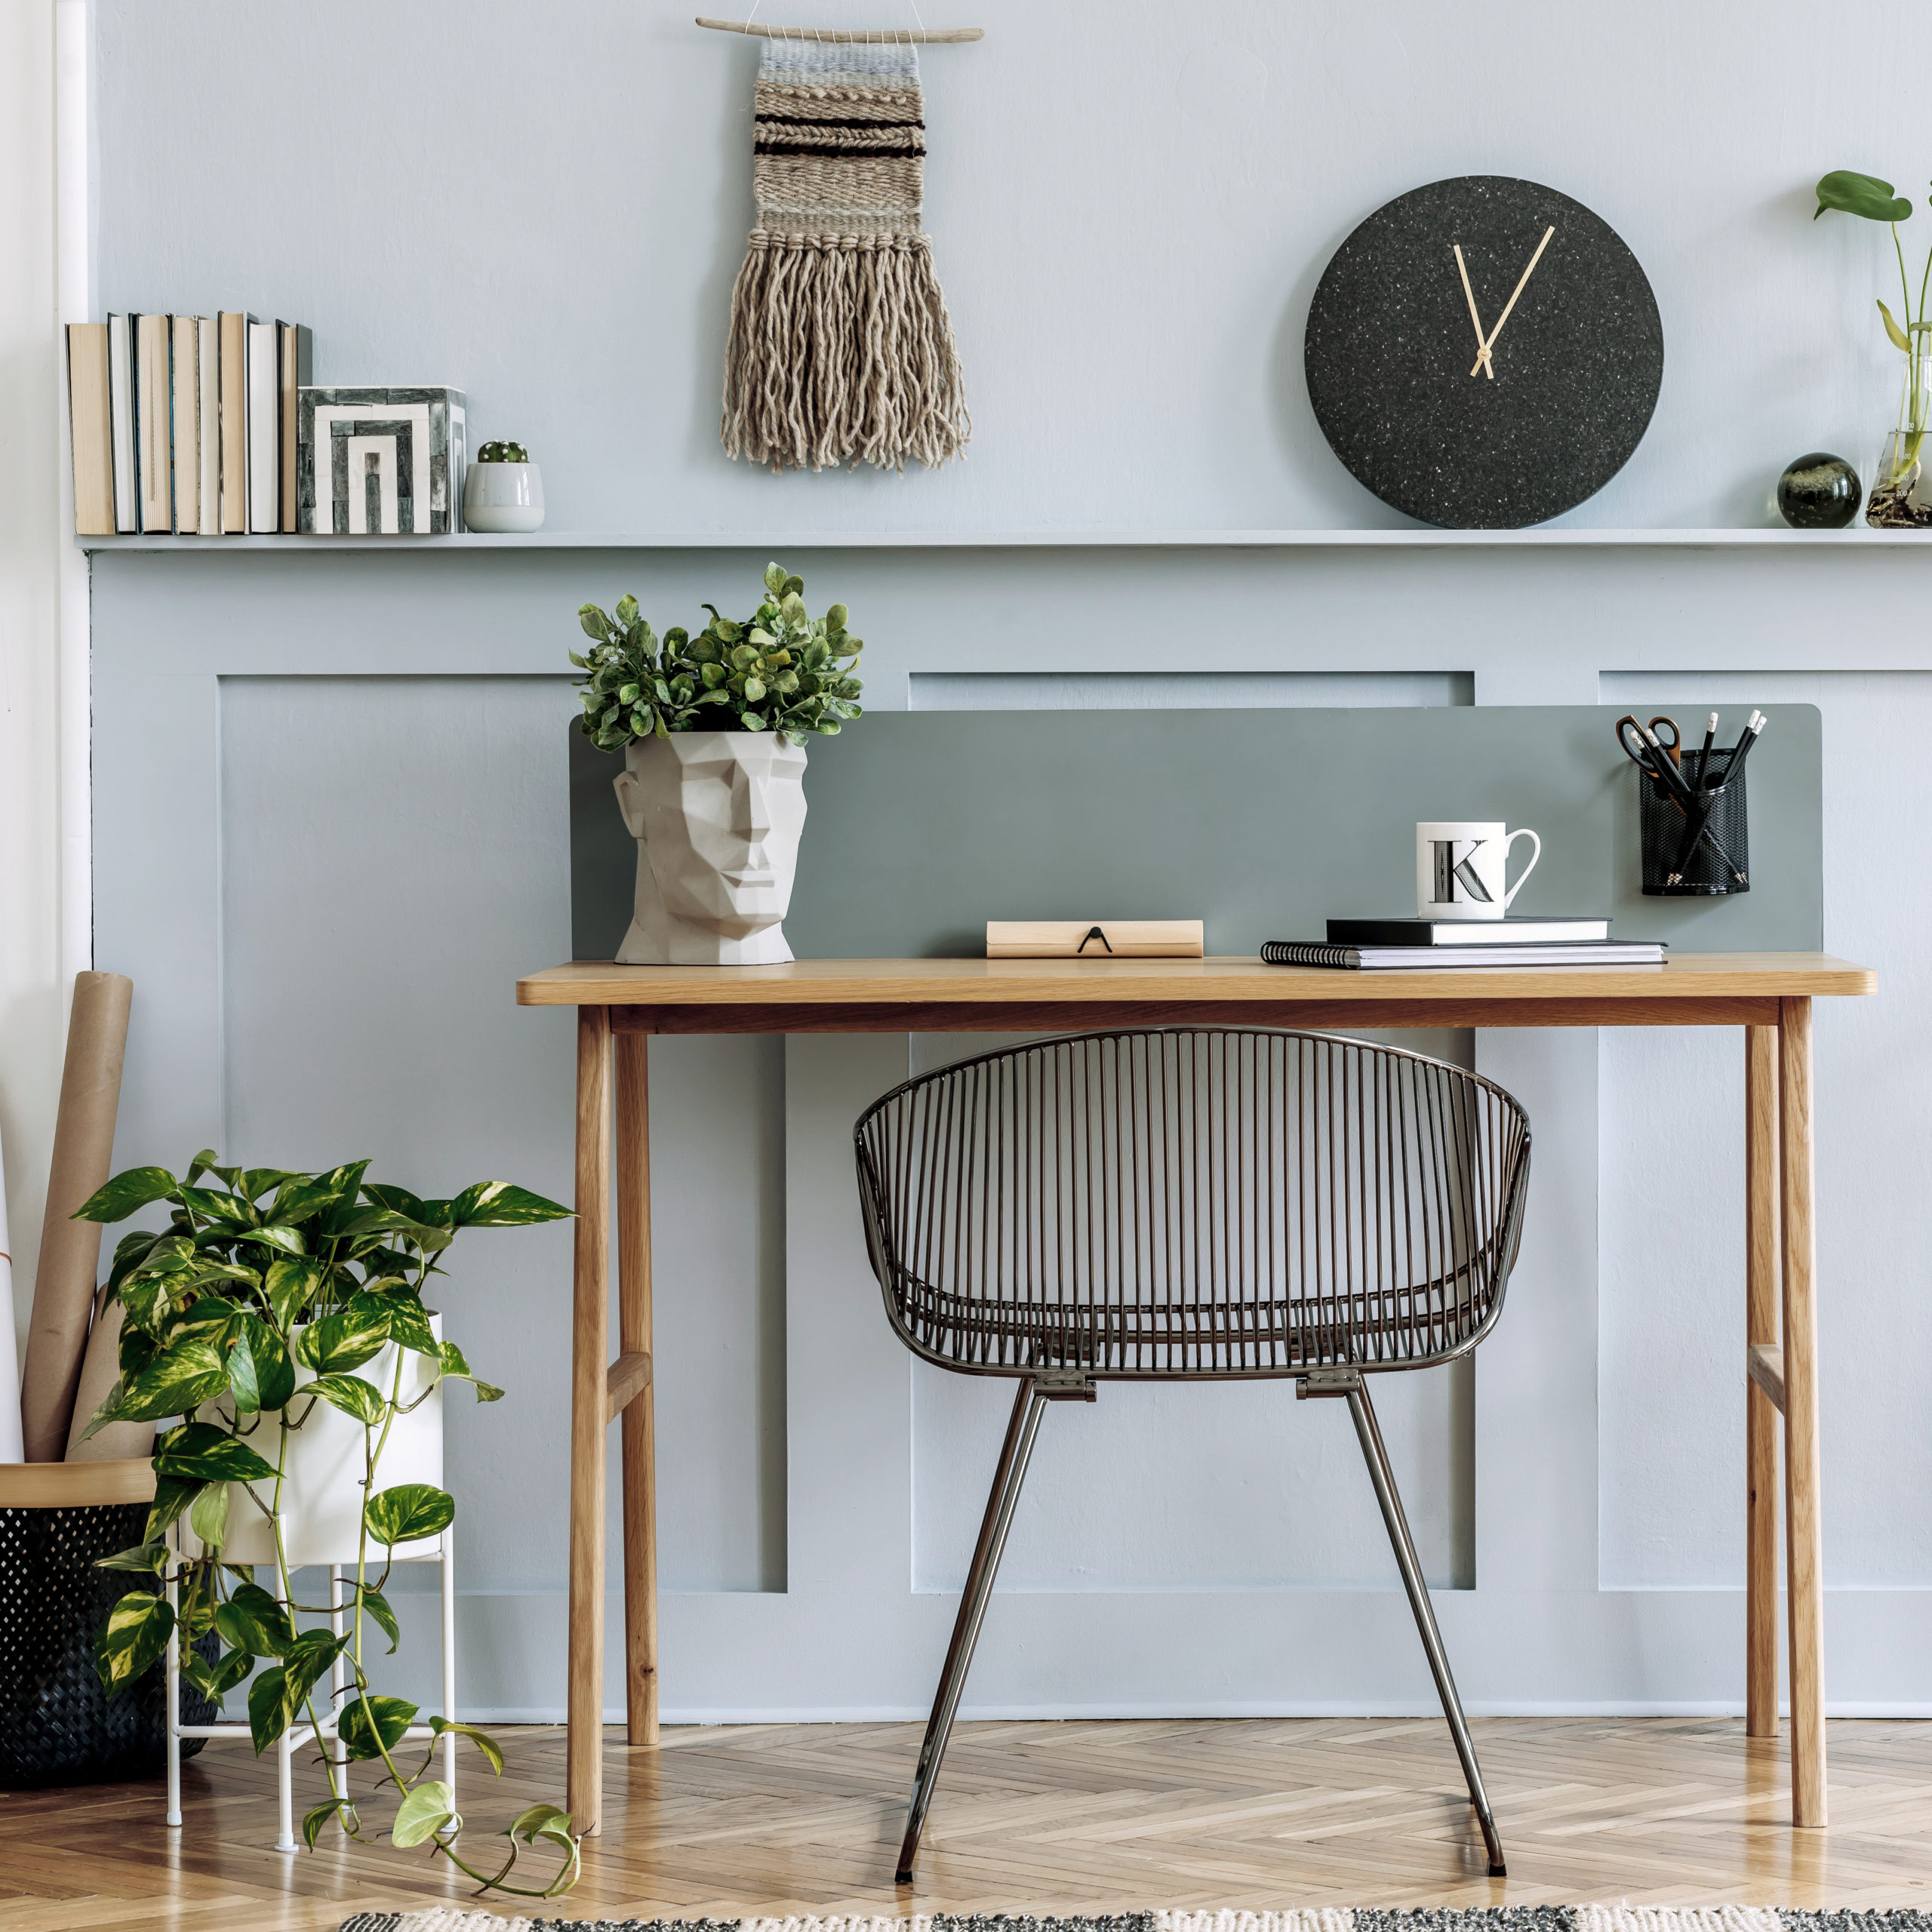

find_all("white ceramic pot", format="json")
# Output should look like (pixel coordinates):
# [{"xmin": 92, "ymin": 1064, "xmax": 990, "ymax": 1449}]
[
  {"xmin": 612, "ymin": 731, "xmax": 808, "ymax": 964},
  {"xmin": 201, "ymin": 1315, "xmax": 445, "ymax": 1567},
  {"xmin": 462, "ymin": 460, "xmax": 544, "ymax": 533}
]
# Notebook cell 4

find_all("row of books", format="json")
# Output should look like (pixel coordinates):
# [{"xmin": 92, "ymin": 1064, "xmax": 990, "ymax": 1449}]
[
  {"xmin": 65, "ymin": 313, "xmax": 312, "ymax": 537},
  {"xmin": 1262, "ymin": 915, "xmax": 1665, "ymax": 969}
]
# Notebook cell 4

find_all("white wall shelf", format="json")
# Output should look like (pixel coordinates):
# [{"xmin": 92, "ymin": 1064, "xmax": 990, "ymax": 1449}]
[{"xmin": 77, "ymin": 527, "xmax": 1932, "ymax": 552}]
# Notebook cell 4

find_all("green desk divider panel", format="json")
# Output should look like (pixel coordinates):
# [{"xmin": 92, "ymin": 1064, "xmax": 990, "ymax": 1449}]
[{"xmin": 570, "ymin": 706, "xmax": 1823, "ymax": 961}]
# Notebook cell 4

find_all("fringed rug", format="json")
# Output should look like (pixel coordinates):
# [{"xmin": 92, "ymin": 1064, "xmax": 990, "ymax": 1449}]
[{"xmin": 340, "ymin": 1909, "xmax": 1932, "ymax": 1932}]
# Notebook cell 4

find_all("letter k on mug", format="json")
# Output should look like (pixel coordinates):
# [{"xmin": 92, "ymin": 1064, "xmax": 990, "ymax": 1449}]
[{"xmin": 1416, "ymin": 820, "xmax": 1541, "ymax": 921}]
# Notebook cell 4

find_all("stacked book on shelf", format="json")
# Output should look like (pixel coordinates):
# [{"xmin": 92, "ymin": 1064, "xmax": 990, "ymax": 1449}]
[
  {"xmin": 64, "ymin": 312, "xmax": 311, "ymax": 537},
  {"xmin": 1261, "ymin": 915, "xmax": 1665, "ymax": 970}
]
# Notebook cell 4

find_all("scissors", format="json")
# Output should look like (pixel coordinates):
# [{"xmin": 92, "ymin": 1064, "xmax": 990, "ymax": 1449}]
[
  {"xmin": 1614, "ymin": 714, "xmax": 1684, "ymax": 786},
  {"xmin": 1613, "ymin": 714, "xmax": 1747, "ymax": 883},
  {"xmin": 1645, "ymin": 715, "xmax": 1683, "ymax": 768}
]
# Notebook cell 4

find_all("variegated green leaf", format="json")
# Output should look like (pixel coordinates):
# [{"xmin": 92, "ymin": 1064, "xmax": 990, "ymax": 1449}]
[{"xmin": 95, "ymin": 1590, "xmax": 174, "ymax": 1690}]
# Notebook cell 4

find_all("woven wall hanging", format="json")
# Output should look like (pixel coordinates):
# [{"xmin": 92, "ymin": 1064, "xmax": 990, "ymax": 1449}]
[{"xmin": 717, "ymin": 31, "xmax": 973, "ymax": 474}]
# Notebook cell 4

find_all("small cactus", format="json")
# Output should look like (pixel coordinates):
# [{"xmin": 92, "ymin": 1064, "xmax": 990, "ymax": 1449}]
[{"xmin": 475, "ymin": 440, "xmax": 528, "ymax": 464}]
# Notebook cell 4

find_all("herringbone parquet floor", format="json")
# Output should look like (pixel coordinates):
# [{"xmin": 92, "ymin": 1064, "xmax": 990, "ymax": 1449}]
[{"xmin": 3, "ymin": 1718, "xmax": 1929, "ymax": 1932}]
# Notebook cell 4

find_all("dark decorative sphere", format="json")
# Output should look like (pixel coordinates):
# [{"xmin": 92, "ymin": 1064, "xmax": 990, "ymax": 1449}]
[{"xmin": 1777, "ymin": 452, "xmax": 1861, "ymax": 529}]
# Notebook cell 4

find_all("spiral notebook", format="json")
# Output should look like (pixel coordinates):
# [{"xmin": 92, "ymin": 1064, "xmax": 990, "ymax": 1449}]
[{"xmin": 1261, "ymin": 939, "xmax": 1665, "ymax": 971}]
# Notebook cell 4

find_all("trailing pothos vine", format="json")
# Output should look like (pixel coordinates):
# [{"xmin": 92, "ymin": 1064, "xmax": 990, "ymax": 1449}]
[{"xmin": 80, "ymin": 1152, "xmax": 580, "ymax": 1895}]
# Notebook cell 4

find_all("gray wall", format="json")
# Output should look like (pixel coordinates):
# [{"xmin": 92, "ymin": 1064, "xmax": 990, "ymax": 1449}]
[
  {"xmin": 89, "ymin": 546, "xmax": 1932, "ymax": 1720},
  {"xmin": 82, "ymin": 0, "xmax": 1932, "ymax": 1719},
  {"xmin": 91, "ymin": 0, "xmax": 1932, "ymax": 534}
]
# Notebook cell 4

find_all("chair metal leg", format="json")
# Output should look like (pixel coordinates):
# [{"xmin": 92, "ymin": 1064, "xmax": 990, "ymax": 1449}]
[
  {"xmin": 1346, "ymin": 1382, "xmax": 1507, "ymax": 1877},
  {"xmin": 895, "ymin": 1377, "xmax": 1048, "ymax": 1884}
]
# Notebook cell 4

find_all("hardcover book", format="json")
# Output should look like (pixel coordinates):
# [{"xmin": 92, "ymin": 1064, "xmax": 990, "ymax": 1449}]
[
  {"xmin": 247, "ymin": 318, "xmax": 278, "ymax": 533},
  {"xmin": 195, "ymin": 318, "xmax": 220, "ymax": 535},
  {"xmin": 171, "ymin": 315, "xmax": 199, "ymax": 534},
  {"xmin": 133, "ymin": 312, "xmax": 172, "ymax": 534},
  {"xmin": 107, "ymin": 314, "xmax": 136, "ymax": 533},
  {"xmin": 277, "ymin": 322, "xmax": 312, "ymax": 532},
  {"xmin": 218, "ymin": 312, "xmax": 256, "ymax": 533},
  {"xmin": 66, "ymin": 323, "xmax": 115, "ymax": 536},
  {"xmin": 1327, "ymin": 915, "xmax": 1611, "ymax": 946}
]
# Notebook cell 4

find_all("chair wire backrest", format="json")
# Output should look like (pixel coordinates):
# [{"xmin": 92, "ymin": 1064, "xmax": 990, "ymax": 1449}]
[{"xmin": 855, "ymin": 1028, "xmax": 1531, "ymax": 1380}]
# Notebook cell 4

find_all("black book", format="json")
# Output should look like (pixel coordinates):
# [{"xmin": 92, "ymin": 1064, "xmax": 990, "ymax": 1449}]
[{"xmin": 1327, "ymin": 915, "xmax": 1610, "ymax": 946}]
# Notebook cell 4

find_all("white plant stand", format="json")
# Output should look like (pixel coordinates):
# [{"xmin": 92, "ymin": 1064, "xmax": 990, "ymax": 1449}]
[{"xmin": 163, "ymin": 1521, "xmax": 457, "ymax": 1852}]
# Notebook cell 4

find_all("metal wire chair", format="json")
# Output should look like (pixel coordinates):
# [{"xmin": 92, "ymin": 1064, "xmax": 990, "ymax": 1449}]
[{"xmin": 854, "ymin": 1026, "xmax": 1532, "ymax": 1881}]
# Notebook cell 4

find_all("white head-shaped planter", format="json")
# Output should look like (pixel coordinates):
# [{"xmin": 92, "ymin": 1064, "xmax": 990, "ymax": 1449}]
[{"xmin": 613, "ymin": 731, "xmax": 810, "ymax": 964}]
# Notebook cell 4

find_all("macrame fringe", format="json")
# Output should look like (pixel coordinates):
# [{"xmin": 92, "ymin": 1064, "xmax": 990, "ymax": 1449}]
[{"xmin": 721, "ymin": 230, "xmax": 971, "ymax": 474}]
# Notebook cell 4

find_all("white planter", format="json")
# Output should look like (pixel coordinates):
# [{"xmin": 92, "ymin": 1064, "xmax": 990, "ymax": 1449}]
[
  {"xmin": 461, "ymin": 460, "xmax": 544, "ymax": 533},
  {"xmin": 613, "ymin": 731, "xmax": 809, "ymax": 964},
  {"xmin": 202, "ymin": 1316, "xmax": 445, "ymax": 1567}
]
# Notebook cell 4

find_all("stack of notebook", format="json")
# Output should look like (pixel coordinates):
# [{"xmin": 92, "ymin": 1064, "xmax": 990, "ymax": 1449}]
[{"xmin": 1261, "ymin": 916, "xmax": 1664, "ymax": 971}]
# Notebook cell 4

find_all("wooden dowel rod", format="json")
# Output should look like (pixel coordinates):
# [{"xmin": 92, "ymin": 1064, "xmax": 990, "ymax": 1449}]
[{"xmin": 696, "ymin": 16, "xmax": 984, "ymax": 40}]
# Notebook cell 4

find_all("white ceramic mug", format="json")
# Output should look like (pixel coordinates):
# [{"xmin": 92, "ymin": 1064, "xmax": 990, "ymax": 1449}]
[{"xmin": 1416, "ymin": 820, "xmax": 1541, "ymax": 921}]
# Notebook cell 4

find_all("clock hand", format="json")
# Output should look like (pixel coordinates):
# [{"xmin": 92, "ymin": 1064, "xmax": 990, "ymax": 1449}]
[
  {"xmin": 1469, "ymin": 224, "xmax": 1557, "ymax": 377},
  {"xmin": 1452, "ymin": 245, "xmax": 1496, "ymax": 380}
]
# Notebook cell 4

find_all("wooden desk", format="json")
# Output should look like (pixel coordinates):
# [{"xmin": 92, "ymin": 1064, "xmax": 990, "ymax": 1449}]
[{"xmin": 517, "ymin": 952, "xmax": 1875, "ymax": 1838}]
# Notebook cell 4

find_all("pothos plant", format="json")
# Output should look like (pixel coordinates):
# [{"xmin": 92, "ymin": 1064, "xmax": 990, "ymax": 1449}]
[
  {"xmin": 572, "ymin": 561, "xmax": 863, "ymax": 749},
  {"xmin": 79, "ymin": 1152, "xmax": 581, "ymax": 1897}
]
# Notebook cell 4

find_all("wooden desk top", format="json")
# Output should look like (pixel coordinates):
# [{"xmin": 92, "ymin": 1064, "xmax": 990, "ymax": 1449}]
[{"xmin": 518, "ymin": 953, "xmax": 1873, "ymax": 1034}]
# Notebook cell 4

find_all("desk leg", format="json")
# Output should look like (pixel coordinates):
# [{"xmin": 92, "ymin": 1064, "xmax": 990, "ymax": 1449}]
[
  {"xmin": 1745, "ymin": 1023, "xmax": 1781, "ymax": 1738},
  {"xmin": 568, "ymin": 1006, "xmax": 611, "ymax": 1835},
  {"xmin": 1780, "ymin": 995, "xmax": 1826, "ymax": 1826},
  {"xmin": 616, "ymin": 1031, "xmax": 658, "ymax": 1745}
]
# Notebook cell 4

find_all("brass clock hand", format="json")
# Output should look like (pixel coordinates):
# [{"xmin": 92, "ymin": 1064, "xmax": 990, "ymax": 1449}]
[
  {"xmin": 1469, "ymin": 225, "xmax": 1556, "ymax": 377},
  {"xmin": 1452, "ymin": 245, "xmax": 1496, "ymax": 380}
]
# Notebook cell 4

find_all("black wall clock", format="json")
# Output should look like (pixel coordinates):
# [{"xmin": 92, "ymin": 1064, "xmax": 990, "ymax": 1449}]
[{"xmin": 1303, "ymin": 176, "xmax": 1663, "ymax": 529}]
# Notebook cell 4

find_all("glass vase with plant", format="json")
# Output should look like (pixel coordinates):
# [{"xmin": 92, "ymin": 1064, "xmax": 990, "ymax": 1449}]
[
  {"xmin": 1815, "ymin": 169, "xmax": 1932, "ymax": 526},
  {"xmin": 78, "ymin": 1153, "xmax": 580, "ymax": 1897}
]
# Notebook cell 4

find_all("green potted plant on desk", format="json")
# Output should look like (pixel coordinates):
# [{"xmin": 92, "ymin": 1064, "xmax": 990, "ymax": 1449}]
[
  {"xmin": 571, "ymin": 560, "xmax": 863, "ymax": 966},
  {"xmin": 75, "ymin": 1152, "xmax": 581, "ymax": 1897}
]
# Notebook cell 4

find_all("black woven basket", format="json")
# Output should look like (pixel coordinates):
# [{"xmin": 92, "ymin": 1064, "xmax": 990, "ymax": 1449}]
[
  {"xmin": 1, "ymin": 1481, "xmax": 217, "ymax": 1789},
  {"xmin": 1639, "ymin": 745, "xmax": 1749, "ymax": 897}
]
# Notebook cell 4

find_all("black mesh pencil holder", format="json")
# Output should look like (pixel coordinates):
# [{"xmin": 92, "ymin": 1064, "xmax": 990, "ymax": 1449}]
[
  {"xmin": 0, "ymin": 1497, "xmax": 216, "ymax": 1789},
  {"xmin": 1639, "ymin": 746, "xmax": 1749, "ymax": 896}
]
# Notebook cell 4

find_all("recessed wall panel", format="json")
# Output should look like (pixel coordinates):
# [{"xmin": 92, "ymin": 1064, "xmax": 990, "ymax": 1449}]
[
  {"xmin": 1598, "ymin": 669, "xmax": 1932, "ymax": 1588},
  {"xmin": 218, "ymin": 675, "xmax": 785, "ymax": 1593},
  {"xmin": 907, "ymin": 1029, "xmax": 1476, "ymax": 1592},
  {"xmin": 911, "ymin": 672, "xmax": 1475, "ymax": 709}
]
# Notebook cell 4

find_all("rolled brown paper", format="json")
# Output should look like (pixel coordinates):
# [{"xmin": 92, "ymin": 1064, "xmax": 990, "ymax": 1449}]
[
  {"xmin": 20, "ymin": 972, "xmax": 134, "ymax": 1462},
  {"xmin": 64, "ymin": 1283, "xmax": 155, "ymax": 1463}
]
